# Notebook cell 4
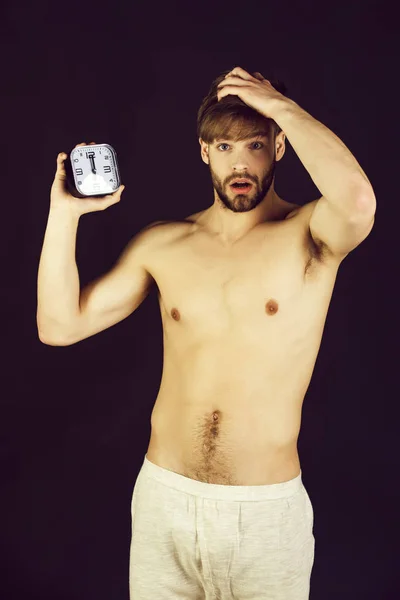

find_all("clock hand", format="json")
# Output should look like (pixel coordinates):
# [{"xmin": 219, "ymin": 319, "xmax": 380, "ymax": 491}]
[{"xmin": 89, "ymin": 155, "xmax": 97, "ymax": 175}]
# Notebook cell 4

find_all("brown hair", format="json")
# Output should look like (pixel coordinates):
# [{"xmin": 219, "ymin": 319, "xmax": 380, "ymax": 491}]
[{"xmin": 197, "ymin": 69, "xmax": 289, "ymax": 145}]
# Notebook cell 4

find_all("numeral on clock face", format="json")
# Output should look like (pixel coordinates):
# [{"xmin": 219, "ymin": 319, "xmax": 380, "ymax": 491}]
[
  {"xmin": 74, "ymin": 149, "xmax": 113, "ymax": 175},
  {"xmin": 75, "ymin": 165, "xmax": 111, "ymax": 175}
]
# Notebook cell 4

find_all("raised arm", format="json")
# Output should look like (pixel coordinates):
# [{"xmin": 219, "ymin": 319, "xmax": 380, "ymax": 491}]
[{"xmin": 38, "ymin": 220, "xmax": 163, "ymax": 346}]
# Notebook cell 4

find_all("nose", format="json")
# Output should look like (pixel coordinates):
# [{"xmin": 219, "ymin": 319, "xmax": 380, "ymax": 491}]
[
  {"xmin": 231, "ymin": 151, "xmax": 251, "ymax": 172},
  {"xmin": 232, "ymin": 162, "xmax": 250, "ymax": 176}
]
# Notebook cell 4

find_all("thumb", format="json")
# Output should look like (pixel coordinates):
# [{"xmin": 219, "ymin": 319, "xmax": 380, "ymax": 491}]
[{"xmin": 54, "ymin": 152, "xmax": 68, "ymax": 184}]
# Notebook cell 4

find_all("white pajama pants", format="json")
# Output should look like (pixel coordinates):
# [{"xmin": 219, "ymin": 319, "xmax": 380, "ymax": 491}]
[{"xmin": 129, "ymin": 454, "xmax": 315, "ymax": 599}]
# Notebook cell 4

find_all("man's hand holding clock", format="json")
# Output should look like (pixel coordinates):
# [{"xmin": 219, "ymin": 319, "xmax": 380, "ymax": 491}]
[{"xmin": 51, "ymin": 142, "xmax": 125, "ymax": 217}]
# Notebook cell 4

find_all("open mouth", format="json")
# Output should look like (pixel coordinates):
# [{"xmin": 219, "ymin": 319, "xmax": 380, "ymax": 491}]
[{"xmin": 230, "ymin": 182, "xmax": 253, "ymax": 193}]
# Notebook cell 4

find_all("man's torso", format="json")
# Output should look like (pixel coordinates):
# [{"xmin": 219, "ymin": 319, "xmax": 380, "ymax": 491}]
[{"xmin": 143, "ymin": 200, "xmax": 343, "ymax": 485}]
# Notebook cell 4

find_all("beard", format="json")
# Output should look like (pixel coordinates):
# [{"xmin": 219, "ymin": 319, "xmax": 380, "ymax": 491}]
[{"xmin": 209, "ymin": 158, "xmax": 277, "ymax": 214}]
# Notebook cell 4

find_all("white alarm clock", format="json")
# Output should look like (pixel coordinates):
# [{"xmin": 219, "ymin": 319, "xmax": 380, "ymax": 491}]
[{"xmin": 65, "ymin": 143, "xmax": 122, "ymax": 198}]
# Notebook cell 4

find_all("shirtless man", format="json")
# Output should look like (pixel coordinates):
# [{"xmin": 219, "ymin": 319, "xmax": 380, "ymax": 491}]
[{"xmin": 37, "ymin": 67, "xmax": 376, "ymax": 599}]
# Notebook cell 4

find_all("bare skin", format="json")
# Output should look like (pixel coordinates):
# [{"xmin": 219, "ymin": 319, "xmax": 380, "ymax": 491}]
[
  {"xmin": 140, "ymin": 129, "xmax": 347, "ymax": 485},
  {"xmin": 46, "ymin": 135, "xmax": 367, "ymax": 486},
  {"xmin": 144, "ymin": 196, "xmax": 342, "ymax": 485}
]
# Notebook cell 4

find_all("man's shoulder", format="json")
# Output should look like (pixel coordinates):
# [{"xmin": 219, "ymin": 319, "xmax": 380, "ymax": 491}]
[
  {"xmin": 148, "ymin": 209, "xmax": 207, "ymax": 234},
  {"xmin": 140, "ymin": 217, "xmax": 193, "ymax": 251},
  {"xmin": 146, "ymin": 217, "xmax": 194, "ymax": 234},
  {"xmin": 284, "ymin": 200, "xmax": 317, "ymax": 221}
]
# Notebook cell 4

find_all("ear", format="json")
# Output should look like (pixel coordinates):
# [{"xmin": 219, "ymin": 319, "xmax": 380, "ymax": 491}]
[
  {"xmin": 199, "ymin": 138, "xmax": 210, "ymax": 165},
  {"xmin": 275, "ymin": 131, "xmax": 286, "ymax": 162}
]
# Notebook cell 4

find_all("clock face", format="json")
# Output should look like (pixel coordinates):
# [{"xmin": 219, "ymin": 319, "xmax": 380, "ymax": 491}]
[{"xmin": 70, "ymin": 145, "xmax": 119, "ymax": 195}]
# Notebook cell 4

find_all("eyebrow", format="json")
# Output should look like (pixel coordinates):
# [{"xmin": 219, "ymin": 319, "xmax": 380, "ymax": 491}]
[{"xmin": 215, "ymin": 133, "xmax": 269, "ymax": 142}]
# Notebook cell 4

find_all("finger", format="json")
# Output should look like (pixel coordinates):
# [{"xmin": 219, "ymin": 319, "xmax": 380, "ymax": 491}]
[
  {"xmin": 229, "ymin": 66, "xmax": 253, "ymax": 80},
  {"xmin": 98, "ymin": 188, "xmax": 124, "ymax": 208},
  {"xmin": 217, "ymin": 86, "xmax": 241, "ymax": 101},
  {"xmin": 218, "ymin": 76, "xmax": 249, "ymax": 88},
  {"xmin": 103, "ymin": 184, "xmax": 125, "ymax": 199},
  {"xmin": 114, "ymin": 184, "xmax": 125, "ymax": 196},
  {"xmin": 253, "ymin": 72, "xmax": 264, "ymax": 81}
]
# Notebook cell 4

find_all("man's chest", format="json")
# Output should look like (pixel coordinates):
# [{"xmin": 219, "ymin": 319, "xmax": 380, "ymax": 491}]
[{"xmin": 147, "ymin": 220, "xmax": 339, "ymax": 334}]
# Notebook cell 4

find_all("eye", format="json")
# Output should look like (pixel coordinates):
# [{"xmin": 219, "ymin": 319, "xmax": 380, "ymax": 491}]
[{"xmin": 217, "ymin": 142, "xmax": 264, "ymax": 151}]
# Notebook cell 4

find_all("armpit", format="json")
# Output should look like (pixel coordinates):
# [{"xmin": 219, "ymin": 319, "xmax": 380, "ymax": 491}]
[{"xmin": 297, "ymin": 203, "xmax": 336, "ymax": 276}]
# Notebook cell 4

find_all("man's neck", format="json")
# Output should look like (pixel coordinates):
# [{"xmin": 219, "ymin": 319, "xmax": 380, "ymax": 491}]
[{"xmin": 202, "ymin": 191, "xmax": 285, "ymax": 244}]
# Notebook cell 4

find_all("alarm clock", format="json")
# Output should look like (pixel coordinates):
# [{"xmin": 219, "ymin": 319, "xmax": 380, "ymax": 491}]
[{"xmin": 64, "ymin": 143, "xmax": 122, "ymax": 198}]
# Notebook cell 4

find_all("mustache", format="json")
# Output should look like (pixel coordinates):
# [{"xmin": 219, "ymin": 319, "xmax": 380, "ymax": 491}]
[{"xmin": 227, "ymin": 178, "xmax": 256, "ymax": 185}]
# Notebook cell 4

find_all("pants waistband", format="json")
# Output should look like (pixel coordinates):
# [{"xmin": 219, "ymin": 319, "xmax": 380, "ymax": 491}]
[{"xmin": 141, "ymin": 454, "xmax": 303, "ymax": 501}]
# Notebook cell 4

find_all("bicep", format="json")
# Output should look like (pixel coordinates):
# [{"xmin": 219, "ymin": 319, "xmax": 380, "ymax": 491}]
[
  {"xmin": 69, "ymin": 227, "xmax": 158, "ymax": 344},
  {"xmin": 308, "ymin": 196, "xmax": 375, "ymax": 259},
  {"xmin": 79, "ymin": 257, "xmax": 153, "ymax": 322}
]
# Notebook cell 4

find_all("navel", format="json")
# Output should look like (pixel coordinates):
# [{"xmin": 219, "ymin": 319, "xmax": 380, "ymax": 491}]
[
  {"xmin": 265, "ymin": 298, "xmax": 279, "ymax": 315},
  {"xmin": 171, "ymin": 308, "xmax": 181, "ymax": 321}
]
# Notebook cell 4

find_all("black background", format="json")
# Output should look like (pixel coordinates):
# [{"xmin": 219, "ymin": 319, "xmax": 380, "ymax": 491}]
[{"xmin": 1, "ymin": 0, "xmax": 398, "ymax": 598}]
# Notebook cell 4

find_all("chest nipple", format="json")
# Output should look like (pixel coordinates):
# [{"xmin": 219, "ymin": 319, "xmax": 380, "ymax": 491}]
[
  {"xmin": 265, "ymin": 299, "xmax": 279, "ymax": 316},
  {"xmin": 171, "ymin": 308, "xmax": 181, "ymax": 321}
]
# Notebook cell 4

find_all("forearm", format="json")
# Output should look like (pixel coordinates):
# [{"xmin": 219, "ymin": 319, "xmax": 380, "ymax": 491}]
[
  {"xmin": 37, "ymin": 206, "xmax": 82, "ymax": 342},
  {"xmin": 272, "ymin": 99, "xmax": 376, "ymax": 215}
]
